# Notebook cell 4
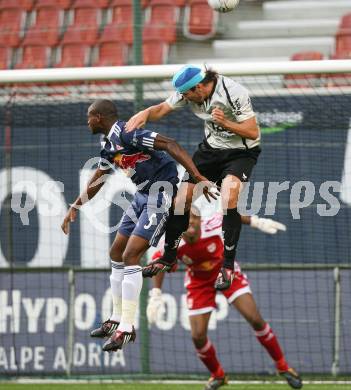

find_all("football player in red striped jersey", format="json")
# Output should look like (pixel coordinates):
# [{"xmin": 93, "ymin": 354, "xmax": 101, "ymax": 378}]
[{"xmin": 147, "ymin": 209, "xmax": 302, "ymax": 390}]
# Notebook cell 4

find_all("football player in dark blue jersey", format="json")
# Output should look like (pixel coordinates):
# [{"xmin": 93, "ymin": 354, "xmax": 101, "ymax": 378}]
[{"xmin": 61, "ymin": 99, "xmax": 216, "ymax": 351}]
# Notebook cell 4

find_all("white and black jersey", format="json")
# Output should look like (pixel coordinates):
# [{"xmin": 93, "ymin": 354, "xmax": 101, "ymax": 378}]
[{"xmin": 166, "ymin": 75, "xmax": 260, "ymax": 150}]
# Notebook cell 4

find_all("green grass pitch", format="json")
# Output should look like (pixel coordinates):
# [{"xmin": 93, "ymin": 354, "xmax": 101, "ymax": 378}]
[{"xmin": 2, "ymin": 384, "xmax": 351, "ymax": 390}]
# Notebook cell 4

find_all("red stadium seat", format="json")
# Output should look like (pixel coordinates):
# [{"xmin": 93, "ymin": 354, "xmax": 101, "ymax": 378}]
[
  {"xmin": 109, "ymin": 0, "xmax": 149, "ymax": 8},
  {"xmin": 335, "ymin": 32, "xmax": 351, "ymax": 57},
  {"xmin": 62, "ymin": 2, "xmax": 102, "ymax": 44},
  {"xmin": 335, "ymin": 13, "xmax": 351, "ymax": 57},
  {"xmin": 143, "ymin": 40, "xmax": 169, "ymax": 65},
  {"xmin": 35, "ymin": 0, "xmax": 72, "ymax": 8},
  {"xmin": 100, "ymin": 0, "xmax": 134, "ymax": 45},
  {"xmin": 0, "ymin": 8, "xmax": 26, "ymax": 47},
  {"xmin": 110, "ymin": 0, "xmax": 133, "ymax": 24},
  {"xmin": 339, "ymin": 12, "xmax": 351, "ymax": 29},
  {"xmin": 55, "ymin": 43, "xmax": 91, "ymax": 67},
  {"xmin": 183, "ymin": 0, "xmax": 218, "ymax": 40},
  {"xmin": 331, "ymin": 51, "xmax": 351, "ymax": 60},
  {"xmin": 174, "ymin": 0, "xmax": 186, "ymax": 6},
  {"xmin": 291, "ymin": 51, "xmax": 324, "ymax": 61},
  {"xmin": 15, "ymin": 45, "xmax": 51, "ymax": 69},
  {"xmin": 144, "ymin": 0, "xmax": 178, "ymax": 43},
  {"xmin": 148, "ymin": 0, "xmax": 179, "ymax": 22},
  {"xmin": 0, "ymin": 46, "xmax": 11, "ymax": 69},
  {"xmin": 284, "ymin": 51, "xmax": 324, "ymax": 88},
  {"xmin": 143, "ymin": 27, "xmax": 169, "ymax": 64},
  {"xmin": 100, "ymin": 24, "xmax": 133, "ymax": 45},
  {"xmin": 93, "ymin": 41, "xmax": 128, "ymax": 66},
  {"xmin": 23, "ymin": 7, "xmax": 64, "ymax": 46},
  {"xmin": 72, "ymin": 0, "xmax": 110, "ymax": 8},
  {"xmin": 0, "ymin": 0, "xmax": 34, "ymax": 11}
]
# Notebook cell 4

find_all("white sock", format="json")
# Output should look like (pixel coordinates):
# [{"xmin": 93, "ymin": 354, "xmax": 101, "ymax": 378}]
[
  {"xmin": 118, "ymin": 265, "xmax": 143, "ymax": 332},
  {"xmin": 109, "ymin": 260, "xmax": 124, "ymax": 322}
]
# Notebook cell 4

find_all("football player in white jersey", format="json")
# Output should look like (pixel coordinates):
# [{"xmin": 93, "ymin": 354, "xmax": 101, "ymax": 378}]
[
  {"xmin": 147, "ymin": 209, "xmax": 302, "ymax": 390},
  {"xmin": 126, "ymin": 65, "xmax": 261, "ymax": 291}
]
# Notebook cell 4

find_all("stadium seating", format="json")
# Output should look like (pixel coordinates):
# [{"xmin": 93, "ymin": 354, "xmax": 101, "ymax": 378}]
[
  {"xmin": 335, "ymin": 12, "xmax": 351, "ymax": 57},
  {"xmin": 143, "ymin": 0, "xmax": 179, "ymax": 44},
  {"xmin": 55, "ymin": 43, "xmax": 91, "ymax": 67},
  {"xmin": 93, "ymin": 41, "xmax": 128, "ymax": 66},
  {"xmin": 101, "ymin": 0, "xmax": 134, "ymax": 45},
  {"xmin": 61, "ymin": 0, "xmax": 106, "ymax": 45},
  {"xmin": 93, "ymin": 27, "xmax": 129, "ymax": 67},
  {"xmin": 35, "ymin": 0, "xmax": 72, "ymax": 9},
  {"xmin": 72, "ymin": 0, "xmax": 110, "ymax": 8},
  {"xmin": 183, "ymin": 0, "xmax": 218, "ymax": 40},
  {"xmin": 15, "ymin": 45, "xmax": 51, "ymax": 69},
  {"xmin": 143, "ymin": 25, "xmax": 169, "ymax": 64},
  {"xmin": 284, "ymin": 51, "xmax": 324, "ymax": 88},
  {"xmin": 174, "ymin": 0, "xmax": 186, "ymax": 6},
  {"xmin": 0, "ymin": 7, "xmax": 26, "ymax": 47},
  {"xmin": 109, "ymin": 0, "xmax": 133, "ymax": 23},
  {"xmin": 335, "ymin": 33, "xmax": 351, "ymax": 57},
  {"xmin": 23, "ymin": 6, "xmax": 64, "ymax": 46},
  {"xmin": 100, "ymin": 24, "xmax": 133, "ymax": 46},
  {"xmin": 0, "ymin": 0, "xmax": 34, "ymax": 11},
  {"xmin": 0, "ymin": 46, "xmax": 11, "ymax": 69},
  {"xmin": 339, "ymin": 12, "xmax": 351, "ymax": 30}
]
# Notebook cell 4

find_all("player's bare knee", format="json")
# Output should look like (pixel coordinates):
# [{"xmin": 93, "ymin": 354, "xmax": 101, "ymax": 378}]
[
  {"xmin": 192, "ymin": 336, "xmax": 207, "ymax": 349},
  {"xmin": 121, "ymin": 249, "xmax": 142, "ymax": 266},
  {"xmin": 191, "ymin": 331, "xmax": 207, "ymax": 348},
  {"xmin": 109, "ymin": 247, "xmax": 123, "ymax": 261},
  {"xmin": 249, "ymin": 315, "xmax": 266, "ymax": 330}
]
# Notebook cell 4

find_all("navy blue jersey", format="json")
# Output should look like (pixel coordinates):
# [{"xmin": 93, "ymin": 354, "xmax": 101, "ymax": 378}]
[{"xmin": 99, "ymin": 121, "xmax": 178, "ymax": 192}]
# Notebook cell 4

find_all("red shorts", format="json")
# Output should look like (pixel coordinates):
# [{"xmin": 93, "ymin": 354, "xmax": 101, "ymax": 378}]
[{"xmin": 184, "ymin": 262, "xmax": 252, "ymax": 316}]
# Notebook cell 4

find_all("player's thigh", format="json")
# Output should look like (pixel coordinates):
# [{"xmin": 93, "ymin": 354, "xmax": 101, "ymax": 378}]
[
  {"xmin": 122, "ymin": 234, "xmax": 150, "ymax": 266},
  {"xmin": 110, "ymin": 232, "xmax": 130, "ymax": 261},
  {"xmin": 221, "ymin": 174, "xmax": 242, "ymax": 209},
  {"xmin": 118, "ymin": 195, "xmax": 142, "ymax": 239},
  {"xmin": 232, "ymin": 292, "xmax": 265, "ymax": 329},
  {"xmin": 132, "ymin": 188, "xmax": 173, "ymax": 247},
  {"xmin": 189, "ymin": 312, "xmax": 212, "ymax": 342}
]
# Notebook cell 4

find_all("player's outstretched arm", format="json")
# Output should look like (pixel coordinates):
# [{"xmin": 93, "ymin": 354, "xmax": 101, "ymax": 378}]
[
  {"xmin": 241, "ymin": 215, "xmax": 287, "ymax": 235},
  {"xmin": 125, "ymin": 102, "xmax": 173, "ymax": 132},
  {"xmin": 154, "ymin": 134, "xmax": 219, "ymax": 202},
  {"xmin": 61, "ymin": 168, "xmax": 110, "ymax": 235}
]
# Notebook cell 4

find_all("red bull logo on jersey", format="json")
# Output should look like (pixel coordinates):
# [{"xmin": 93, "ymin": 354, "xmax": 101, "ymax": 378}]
[{"xmin": 113, "ymin": 152, "xmax": 151, "ymax": 169}]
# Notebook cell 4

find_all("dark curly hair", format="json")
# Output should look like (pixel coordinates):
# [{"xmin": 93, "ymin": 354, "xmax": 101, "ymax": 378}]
[{"xmin": 201, "ymin": 68, "xmax": 218, "ymax": 85}]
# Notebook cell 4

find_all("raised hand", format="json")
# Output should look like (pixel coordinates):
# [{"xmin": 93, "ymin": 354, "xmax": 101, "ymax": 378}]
[
  {"xmin": 194, "ymin": 177, "xmax": 220, "ymax": 203},
  {"xmin": 125, "ymin": 111, "xmax": 149, "ymax": 132},
  {"xmin": 61, "ymin": 206, "xmax": 77, "ymax": 235},
  {"xmin": 146, "ymin": 288, "xmax": 165, "ymax": 324},
  {"xmin": 250, "ymin": 215, "xmax": 287, "ymax": 235}
]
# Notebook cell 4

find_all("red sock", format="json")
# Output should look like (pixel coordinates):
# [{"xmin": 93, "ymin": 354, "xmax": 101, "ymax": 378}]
[
  {"xmin": 196, "ymin": 338, "xmax": 225, "ymax": 378},
  {"xmin": 255, "ymin": 323, "xmax": 289, "ymax": 371}
]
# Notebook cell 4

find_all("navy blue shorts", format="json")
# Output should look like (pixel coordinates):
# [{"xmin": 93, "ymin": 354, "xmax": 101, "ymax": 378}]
[{"xmin": 118, "ymin": 182, "xmax": 177, "ymax": 247}]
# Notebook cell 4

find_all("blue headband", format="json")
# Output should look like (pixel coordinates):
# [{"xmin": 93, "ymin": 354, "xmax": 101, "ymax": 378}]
[{"xmin": 172, "ymin": 65, "xmax": 206, "ymax": 93}]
